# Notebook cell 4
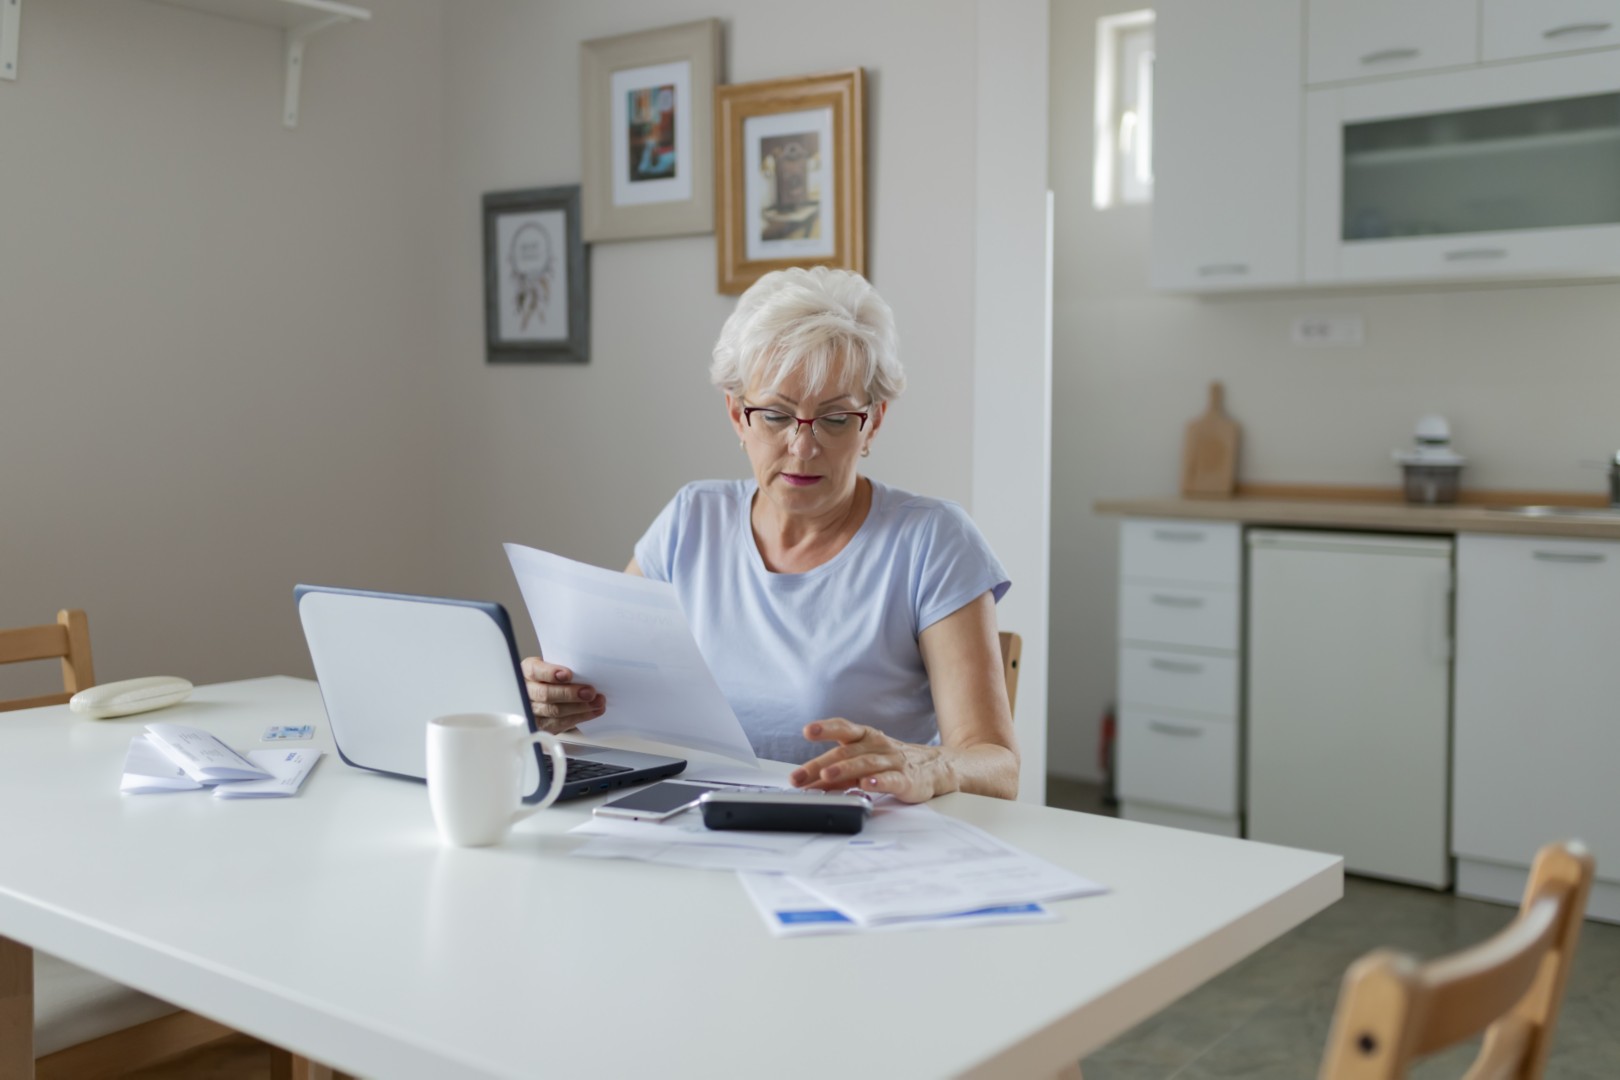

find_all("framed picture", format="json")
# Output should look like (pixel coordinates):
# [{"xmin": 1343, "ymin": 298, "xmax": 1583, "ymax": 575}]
[
  {"xmin": 581, "ymin": 18, "xmax": 723, "ymax": 243},
  {"xmin": 482, "ymin": 185, "xmax": 589, "ymax": 364},
  {"xmin": 715, "ymin": 69, "xmax": 866, "ymax": 295}
]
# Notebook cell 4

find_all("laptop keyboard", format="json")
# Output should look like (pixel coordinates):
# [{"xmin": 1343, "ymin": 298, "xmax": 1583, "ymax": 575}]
[{"xmin": 562, "ymin": 759, "xmax": 632, "ymax": 783}]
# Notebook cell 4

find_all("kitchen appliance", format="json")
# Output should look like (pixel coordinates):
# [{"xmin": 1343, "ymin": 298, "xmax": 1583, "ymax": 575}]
[
  {"xmin": 1247, "ymin": 530, "xmax": 1454, "ymax": 888},
  {"xmin": 1394, "ymin": 413, "xmax": 1465, "ymax": 503}
]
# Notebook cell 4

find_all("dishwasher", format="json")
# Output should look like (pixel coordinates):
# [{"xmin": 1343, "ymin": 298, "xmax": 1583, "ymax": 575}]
[{"xmin": 1246, "ymin": 530, "xmax": 1453, "ymax": 888}]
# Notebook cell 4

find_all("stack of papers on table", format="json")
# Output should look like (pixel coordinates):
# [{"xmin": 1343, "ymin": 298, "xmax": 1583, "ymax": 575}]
[
  {"xmin": 121, "ymin": 725, "xmax": 320, "ymax": 798},
  {"xmin": 569, "ymin": 800, "xmax": 1108, "ymax": 934}
]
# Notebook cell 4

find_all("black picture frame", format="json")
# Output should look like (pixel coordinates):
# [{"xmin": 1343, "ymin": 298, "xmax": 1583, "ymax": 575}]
[{"xmin": 482, "ymin": 185, "xmax": 590, "ymax": 364}]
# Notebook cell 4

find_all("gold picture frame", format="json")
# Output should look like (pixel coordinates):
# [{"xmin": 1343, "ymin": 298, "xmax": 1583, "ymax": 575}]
[
  {"xmin": 580, "ymin": 18, "xmax": 723, "ymax": 243},
  {"xmin": 714, "ymin": 69, "xmax": 866, "ymax": 295}
]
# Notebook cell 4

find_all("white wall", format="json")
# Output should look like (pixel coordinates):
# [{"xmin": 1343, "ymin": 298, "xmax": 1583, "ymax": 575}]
[
  {"xmin": 1047, "ymin": 0, "xmax": 1620, "ymax": 780},
  {"xmin": 0, "ymin": 0, "xmax": 447, "ymax": 698}
]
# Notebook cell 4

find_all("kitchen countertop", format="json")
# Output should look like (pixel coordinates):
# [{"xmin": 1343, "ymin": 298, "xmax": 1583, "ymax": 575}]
[{"xmin": 1093, "ymin": 496, "xmax": 1620, "ymax": 541}]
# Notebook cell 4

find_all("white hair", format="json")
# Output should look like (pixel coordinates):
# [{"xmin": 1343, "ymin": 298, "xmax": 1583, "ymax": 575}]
[{"xmin": 709, "ymin": 267, "xmax": 905, "ymax": 405}]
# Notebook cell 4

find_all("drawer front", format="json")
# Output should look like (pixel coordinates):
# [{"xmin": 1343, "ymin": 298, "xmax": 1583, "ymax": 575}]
[
  {"xmin": 1119, "ymin": 647, "xmax": 1239, "ymax": 717},
  {"xmin": 1307, "ymin": 0, "xmax": 1479, "ymax": 85},
  {"xmin": 1121, "ymin": 519, "xmax": 1241, "ymax": 585},
  {"xmin": 1484, "ymin": 0, "xmax": 1620, "ymax": 62},
  {"xmin": 1118, "ymin": 708, "xmax": 1238, "ymax": 815},
  {"xmin": 1120, "ymin": 582, "xmax": 1239, "ymax": 651}
]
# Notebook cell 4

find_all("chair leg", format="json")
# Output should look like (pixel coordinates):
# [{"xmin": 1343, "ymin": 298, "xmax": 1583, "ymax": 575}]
[
  {"xmin": 1, "ymin": 936, "xmax": 34, "ymax": 1080},
  {"xmin": 268, "ymin": 1047, "xmax": 343, "ymax": 1080}
]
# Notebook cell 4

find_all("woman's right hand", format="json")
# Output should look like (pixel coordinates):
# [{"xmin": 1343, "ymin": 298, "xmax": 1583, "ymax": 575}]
[{"xmin": 519, "ymin": 658, "xmax": 606, "ymax": 735}]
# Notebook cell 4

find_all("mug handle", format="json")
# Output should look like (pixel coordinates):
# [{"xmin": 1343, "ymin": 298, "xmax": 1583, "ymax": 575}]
[{"xmin": 511, "ymin": 731, "xmax": 569, "ymax": 823}]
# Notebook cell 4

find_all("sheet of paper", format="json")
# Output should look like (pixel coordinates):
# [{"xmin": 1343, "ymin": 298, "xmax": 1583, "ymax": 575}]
[
  {"xmin": 120, "ymin": 734, "xmax": 204, "ymax": 794},
  {"xmin": 505, "ymin": 543, "xmax": 758, "ymax": 765},
  {"xmin": 145, "ymin": 722, "xmax": 271, "ymax": 783},
  {"xmin": 738, "ymin": 873, "xmax": 1058, "ymax": 936},
  {"xmin": 568, "ymin": 813, "xmax": 846, "ymax": 876},
  {"xmin": 213, "ymin": 750, "xmax": 322, "ymax": 799},
  {"xmin": 793, "ymin": 810, "xmax": 1110, "ymax": 925}
]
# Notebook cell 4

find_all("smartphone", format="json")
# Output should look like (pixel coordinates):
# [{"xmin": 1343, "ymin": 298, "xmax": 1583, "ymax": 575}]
[
  {"xmin": 592, "ymin": 781, "xmax": 718, "ymax": 821},
  {"xmin": 698, "ymin": 790, "xmax": 871, "ymax": 834}
]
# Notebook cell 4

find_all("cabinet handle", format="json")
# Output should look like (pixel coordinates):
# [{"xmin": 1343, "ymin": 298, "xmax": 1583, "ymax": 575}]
[
  {"xmin": 1148, "ymin": 720, "xmax": 1204, "ymax": 738},
  {"xmin": 1444, "ymin": 247, "xmax": 1508, "ymax": 262},
  {"xmin": 1150, "ymin": 594, "xmax": 1206, "ymax": 609},
  {"xmin": 1196, "ymin": 262, "xmax": 1249, "ymax": 277},
  {"xmin": 1532, "ymin": 550, "xmax": 1607, "ymax": 564},
  {"xmin": 1149, "ymin": 658, "xmax": 1205, "ymax": 675},
  {"xmin": 1544, "ymin": 21, "xmax": 1613, "ymax": 39},
  {"xmin": 1360, "ymin": 47, "xmax": 1421, "ymax": 65},
  {"xmin": 1151, "ymin": 528, "xmax": 1206, "ymax": 542}
]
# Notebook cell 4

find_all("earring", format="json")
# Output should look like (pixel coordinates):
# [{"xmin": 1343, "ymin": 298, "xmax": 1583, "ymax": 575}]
[
  {"xmin": 861, "ymin": 446, "xmax": 871, "ymax": 458},
  {"xmin": 739, "ymin": 440, "xmax": 746, "ymax": 450}
]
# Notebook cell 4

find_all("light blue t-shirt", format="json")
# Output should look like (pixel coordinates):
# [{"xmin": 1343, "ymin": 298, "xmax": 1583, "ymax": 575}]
[{"xmin": 633, "ymin": 478, "xmax": 1010, "ymax": 765}]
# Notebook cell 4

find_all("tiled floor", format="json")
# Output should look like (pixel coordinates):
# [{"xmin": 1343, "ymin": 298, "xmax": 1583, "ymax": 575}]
[{"xmin": 1046, "ymin": 777, "xmax": 1620, "ymax": 1079}]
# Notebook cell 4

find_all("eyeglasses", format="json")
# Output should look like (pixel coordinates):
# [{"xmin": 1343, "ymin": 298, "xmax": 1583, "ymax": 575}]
[{"xmin": 740, "ymin": 403, "xmax": 872, "ymax": 445}]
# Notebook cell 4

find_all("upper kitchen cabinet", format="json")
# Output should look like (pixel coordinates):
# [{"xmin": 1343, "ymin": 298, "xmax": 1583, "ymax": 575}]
[
  {"xmin": 1307, "ymin": 0, "xmax": 1479, "ymax": 85},
  {"xmin": 1304, "ymin": 50, "xmax": 1620, "ymax": 284},
  {"xmin": 1484, "ymin": 0, "xmax": 1620, "ymax": 63},
  {"xmin": 1151, "ymin": 0, "xmax": 1303, "ymax": 292}
]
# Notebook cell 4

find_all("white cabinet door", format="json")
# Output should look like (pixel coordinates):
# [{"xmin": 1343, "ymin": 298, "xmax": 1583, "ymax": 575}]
[
  {"xmin": 1484, "ymin": 0, "xmax": 1620, "ymax": 62},
  {"xmin": 1151, "ymin": 0, "xmax": 1302, "ymax": 292},
  {"xmin": 1304, "ymin": 50, "xmax": 1620, "ymax": 285},
  {"xmin": 1247, "ymin": 531, "xmax": 1453, "ymax": 888},
  {"xmin": 1454, "ymin": 535, "xmax": 1620, "ymax": 884},
  {"xmin": 1308, "ymin": 0, "xmax": 1479, "ymax": 85}
]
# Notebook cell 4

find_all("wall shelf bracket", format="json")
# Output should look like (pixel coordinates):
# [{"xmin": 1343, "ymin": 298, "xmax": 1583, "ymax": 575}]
[{"xmin": 282, "ymin": 13, "xmax": 348, "ymax": 128}]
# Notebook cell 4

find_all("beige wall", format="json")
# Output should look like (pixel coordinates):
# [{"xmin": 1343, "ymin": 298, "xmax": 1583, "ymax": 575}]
[
  {"xmin": 1048, "ymin": 0, "xmax": 1620, "ymax": 779},
  {"xmin": 0, "ymin": 0, "xmax": 448, "ymax": 698}
]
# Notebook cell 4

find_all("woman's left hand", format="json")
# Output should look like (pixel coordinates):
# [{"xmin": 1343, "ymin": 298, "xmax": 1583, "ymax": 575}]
[{"xmin": 790, "ymin": 718, "xmax": 951, "ymax": 804}]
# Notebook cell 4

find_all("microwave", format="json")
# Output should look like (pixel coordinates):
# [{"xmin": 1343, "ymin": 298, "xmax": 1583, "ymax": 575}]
[{"xmin": 1304, "ymin": 49, "xmax": 1620, "ymax": 284}]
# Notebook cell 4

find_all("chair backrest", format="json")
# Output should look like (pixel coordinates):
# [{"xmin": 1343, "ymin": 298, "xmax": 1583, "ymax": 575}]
[
  {"xmin": 0, "ymin": 610, "xmax": 96, "ymax": 713},
  {"xmin": 1319, "ymin": 839, "xmax": 1595, "ymax": 1080},
  {"xmin": 998, "ymin": 631, "xmax": 1022, "ymax": 718}
]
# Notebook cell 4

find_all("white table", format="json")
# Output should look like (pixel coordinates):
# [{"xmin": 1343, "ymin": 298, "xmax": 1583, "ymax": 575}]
[{"xmin": 0, "ymin": 678, "xmax": 1342, "ymax": 1079}]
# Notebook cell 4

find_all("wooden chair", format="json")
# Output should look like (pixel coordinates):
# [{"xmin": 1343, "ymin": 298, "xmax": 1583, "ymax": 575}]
[
  {"xmin": 1, "ymin": 610, "xmax": 241, "ymax": 1077},
  {"xmin": 1319, "ymin": 839, "xmax": 1595, "ymax": 1080},
  {"xmin": 0, "ymin": 610, "xmax": 96, "ymax": 713},
  {"xmin": 999, "ymin": 631, "xmax": 1023, "ymax": 717}
]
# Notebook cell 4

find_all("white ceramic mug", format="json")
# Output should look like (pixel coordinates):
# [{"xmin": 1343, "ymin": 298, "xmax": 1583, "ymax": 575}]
[{"xmin": 426, "ymin": 712, "xmax": 568, "ymax": 847}]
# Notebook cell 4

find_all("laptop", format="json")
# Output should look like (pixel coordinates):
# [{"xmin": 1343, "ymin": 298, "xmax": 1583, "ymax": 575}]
[{"xmin": 294, "ymin": 584, "xmax": 686, "ymax": 801}]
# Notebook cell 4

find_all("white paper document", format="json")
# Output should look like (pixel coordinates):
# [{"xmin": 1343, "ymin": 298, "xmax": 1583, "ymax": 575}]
[
  {"xmin": 793, "ymin": 807, "xmax": 1110, "ymax": 925},
  {"xmin": 568, "ymin": 812, "xmax": 846, "ymax": 876},
  {"xmin": 504, "ymin": 543, "xmax": 759, "ymax": 764},
  {"xmin": 213, "ymin": 749, "xmax": 322, "ymax": 799},
  {"xmin": 739, "ymin": 873, "xmax": 1058, "ymax": 936},
  {"xmin": 145, "ymin": 722, "xmax": 271, "ymax": 783},
  {"xmin": 121, "ymin": 735, "xmax": 204, "ymax": 794}
]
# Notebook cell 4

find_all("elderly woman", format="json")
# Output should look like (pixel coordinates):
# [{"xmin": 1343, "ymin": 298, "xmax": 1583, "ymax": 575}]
[{"xmin": 522, "ymin": 268, "xmax": 1018, "ymax": 802}]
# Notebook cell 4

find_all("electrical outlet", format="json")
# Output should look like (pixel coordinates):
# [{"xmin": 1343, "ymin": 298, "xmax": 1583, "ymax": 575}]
[{"xmin": 1291, "ymin": 314, "xmax": 1364, "ymax": 347}]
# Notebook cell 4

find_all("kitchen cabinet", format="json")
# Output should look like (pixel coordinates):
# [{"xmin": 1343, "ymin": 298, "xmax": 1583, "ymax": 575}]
[
  {"xmin": 1483, "ymin": 0, "xmax": 1620, "ymax": 63},
  {"xmin": 1307, "ymin": 0, "xmax": 1479, "ymax": 85},
  {"xmin": 1115, "ymin": 519, "xmax": 1242, "ymax": 836},
  {"xmin": 1150, "ymin": 0, "xmax": 1302, "ymax": 292},
  {"xmin": 1303, "ymin": 49, "xmax": 1620, "ymax": 285},
  {"xmin": 1246, "ymin": 531, "xmax": 1453, "ymax": 888},
  {"xmin": 1453, "ymin": 534, "xmax": 1620, "ymax": 922}
]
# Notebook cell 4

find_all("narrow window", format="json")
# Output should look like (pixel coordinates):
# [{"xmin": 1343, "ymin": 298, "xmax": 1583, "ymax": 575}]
[{"xmin": 1094, "ymin": 10, "xmax": 1156, "ymax": 208}]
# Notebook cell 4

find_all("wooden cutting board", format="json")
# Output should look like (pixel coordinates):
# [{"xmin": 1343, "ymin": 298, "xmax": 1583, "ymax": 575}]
[{"xmin": 1181, "ymin": 381, "xmax": 1240, "ymax": 498}]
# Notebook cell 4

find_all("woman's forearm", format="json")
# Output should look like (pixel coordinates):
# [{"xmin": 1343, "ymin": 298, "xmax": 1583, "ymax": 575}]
[{"xmin": 932, "ymin": 741, "xmax": 1020, "ymax": 801}]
